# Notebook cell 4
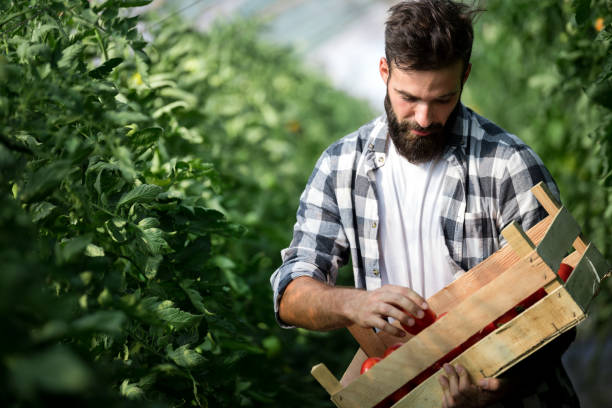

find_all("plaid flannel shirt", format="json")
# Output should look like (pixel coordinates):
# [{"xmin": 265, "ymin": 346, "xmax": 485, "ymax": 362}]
[{"xmin": 270, "ymin": 103, "xmax": 580, "ymax": 407}]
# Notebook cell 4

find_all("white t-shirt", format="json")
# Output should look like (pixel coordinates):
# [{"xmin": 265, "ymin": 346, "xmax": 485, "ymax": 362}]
[{"xmin": 376, "ymin": 140, "xmax": 457, "ymax": 299}]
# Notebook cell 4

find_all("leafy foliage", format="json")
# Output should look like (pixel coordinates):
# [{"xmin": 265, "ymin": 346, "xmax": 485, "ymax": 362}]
[
  {"xmin": 0, "ymin": 1, "xmax": 371, "ymax": 406},
  {"xmin": 464, "ymin": 0, "xmax": 612, "ymax": 334}
]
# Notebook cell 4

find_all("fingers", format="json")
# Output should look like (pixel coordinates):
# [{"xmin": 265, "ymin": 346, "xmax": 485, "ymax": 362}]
[
  {"xmin": 370, "ymin": 285, "xmax": 429, "ymax": 327},
  {"xmin": 457, "ymin": 365, "xmax": 471, "ymax": 390},
  {"xmin": 443, "ymin": 364, "xmax": 460, "ymax": 396},
  {"xmin": 373, "ymin": 317, "xmax": 407, "ymax": 337},
  {"xmin": 350, "ymin": 285, "xmax": 429, "ymax": 333},
  {"xmin": 438, "ymin": 374, "xmax": 453, "ymax": 408},
  {"xmin": 386, "ymin": 285, "xmax": 429, "ymax": 315},
  {"xmin": 439, "ymin": 364, "xmax": 474, "ymax": 407},
  {"xmin": 478, "ymin": 377, "xmax": 502, "ymax": 392}
]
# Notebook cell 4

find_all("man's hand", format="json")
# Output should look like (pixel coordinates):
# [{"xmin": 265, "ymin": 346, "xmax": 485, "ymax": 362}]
[
  {"xmin": 278, "ymin": 277, "xmax": 428, "ymax": 335},
  {"xmin": 344, "ymin": 284, "xmax": 429, "ymax": 337},
  {"xmin": 438, "ymin": 364, "xmax": 509, "ymax": 408}
]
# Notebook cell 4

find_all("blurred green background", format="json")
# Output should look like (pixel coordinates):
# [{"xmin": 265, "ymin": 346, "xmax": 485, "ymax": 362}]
[{"xmin": 0, "ymin": 0, "xmax": 610, "ymax": 407}]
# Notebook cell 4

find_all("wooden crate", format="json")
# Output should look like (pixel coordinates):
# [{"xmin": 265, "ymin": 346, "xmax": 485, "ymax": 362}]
[{"xmin": 311, "ymin": 182, "xmax": 611, "ymax": 408}]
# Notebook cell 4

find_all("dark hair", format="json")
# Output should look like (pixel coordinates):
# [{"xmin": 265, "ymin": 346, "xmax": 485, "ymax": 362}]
[{"xmin": 385, "ymin": 0, "xmax": 483, "ymax": 72}]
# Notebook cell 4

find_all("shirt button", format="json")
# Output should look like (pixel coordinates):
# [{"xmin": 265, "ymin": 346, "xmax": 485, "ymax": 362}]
[
  {"xmin": 378, "ymin": 157, "xmax": 385, "ymax": 164},
  {"xmin": 373, "ymin": 269, "xmax": 379, "ymax": 276},
  {"xmin": 372, "ymin": 222, "xmax": 377, "ymax": 228},
  {"xmin": 368, "ymin": 143, "xmax": 375, "ymax": 150}
]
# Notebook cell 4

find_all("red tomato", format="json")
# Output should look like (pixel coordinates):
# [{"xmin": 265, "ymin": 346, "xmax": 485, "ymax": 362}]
[
  {"xmin": 558, "ymin": 263, "xmax": 574, "ymax": 283},
  {"xmin": 360, "ymin": 357, "xmax": 382, "ymax": 374},
  {"xmin": 383, "ymin": 343, "xmax": 403, "ymax": 358},
  {"xmin": 517, "ymin": 288, "xmax": 547, "ymax": 311},
  {"xmin": 493, "ymin": 307, "xmax": 518, "ymax": 328},
  {"xmin": 479, "ymin": 321, "xmax": 497, "ymax": 337},
  {"xmin": 400, "ymin": 308, "xmax": 437, "ymax": 335}
]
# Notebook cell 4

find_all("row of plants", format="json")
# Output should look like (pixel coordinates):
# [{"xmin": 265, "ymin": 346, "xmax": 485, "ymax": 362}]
[
  {"xmin": 465, "ymin": 0, "xmax": 612, "ymax": 335},
  {"xmin": 0, "ymin": 0, "xmax": 371, "ymax": 406}
]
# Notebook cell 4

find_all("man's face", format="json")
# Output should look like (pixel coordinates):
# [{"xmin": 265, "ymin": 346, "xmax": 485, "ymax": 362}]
[{"xmin": 379, "ymin": 58, "xmax": 469, "ymax": 163}]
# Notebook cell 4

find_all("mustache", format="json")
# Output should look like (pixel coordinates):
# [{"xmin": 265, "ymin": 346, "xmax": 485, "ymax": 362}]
[{"xmin": 396, "ymin": 120, "xmax": 444, "ymax": 134}]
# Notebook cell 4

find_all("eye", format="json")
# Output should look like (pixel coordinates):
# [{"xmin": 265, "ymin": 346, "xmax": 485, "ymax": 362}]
[{"xmin": 402, "ymin": 95, "xmax": 417, "ymax": 103}]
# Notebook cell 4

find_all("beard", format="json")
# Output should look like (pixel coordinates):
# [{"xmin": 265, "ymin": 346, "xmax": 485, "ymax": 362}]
[{"xmin": 384, "ymin": 92, "xmax": 450, "ymax": 164}]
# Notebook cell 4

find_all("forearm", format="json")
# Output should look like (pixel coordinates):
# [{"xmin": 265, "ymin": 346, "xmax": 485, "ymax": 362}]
[{"xmin": 278, "ymin": 276, "xmax": 360, "ymax": 330}]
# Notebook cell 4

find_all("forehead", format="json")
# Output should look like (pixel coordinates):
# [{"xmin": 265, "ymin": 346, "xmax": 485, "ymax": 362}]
[{"xmin": 389, "ymin": 61, "xmax": 463, "ymax": 96}]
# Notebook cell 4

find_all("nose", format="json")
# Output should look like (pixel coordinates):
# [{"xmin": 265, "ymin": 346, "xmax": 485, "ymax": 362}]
[{"xmin": 414, "ymin": 103, "xmax": 433, "ymax": 129}]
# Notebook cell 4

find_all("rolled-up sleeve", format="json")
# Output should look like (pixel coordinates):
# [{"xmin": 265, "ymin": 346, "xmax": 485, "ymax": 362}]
[{"xmin": 270, "ymin": 151, "xmax": 350, "ymax": 328}]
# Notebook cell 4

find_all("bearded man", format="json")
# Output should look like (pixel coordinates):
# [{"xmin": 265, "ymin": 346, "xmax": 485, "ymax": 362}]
[{"xmin": 270, "ymin": 1, "xmax": 579, "ymax": 406}]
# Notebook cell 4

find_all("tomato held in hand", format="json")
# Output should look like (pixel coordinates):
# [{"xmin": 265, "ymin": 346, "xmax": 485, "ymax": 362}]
[
  {"xmin": 400, "ymin": 308, "xmax": 437, "ymax": 335},
  {"xmin": 360, "ymin": 357, "xmax": 382, "ymax": 374}
]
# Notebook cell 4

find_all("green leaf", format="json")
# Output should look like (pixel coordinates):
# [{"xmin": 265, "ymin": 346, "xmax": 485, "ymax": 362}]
[
  {"xmin": 104, "ymin": 110, "xmax": 150, "ymax": 126},
  {"xmin": 20, "ymin": 160, "xmax": 72, "ymax": 203},
  {"xmin": 140, "ymin": 227, "xmax": 167, "ymax": 255},
  {"xmin": 72, "ymin": 310, "xmax": 127, "ymax": 334},
  {"xmin": 85, "ymin": 243, "xmax": 105, "ymax": 257},
  {"xmin": 152, "ymin": 101, "xmax": 189, "ymax": 119},
  {"xmin": 120, "ymin": 379, "xmax": 145, "ymax": 400},
  {"xmin": 30, "ymin": 201, "xmax": 57, "ymax": 223},
  {"xmin": 144, "ymin": 255, "xmax": 163, "ymax": 279},
  {"xmin": 105, "ymin": 218, "xmax": 128, "ymax": 243},
  {"xmin": 127, "ymin": 126, "xmax": 163, "ymax": 150},
  {"xmin": 102, "ymin": 0, "xmax": 154, "ymax": 8},
  {"xmin": 89, "ymin": 57, "xmax": 124, "ymax": 79},
  {"xmin": 157, "ymin": 306, "xmax": 202, "ymax": 329},
  {"xmin": 166, "ymin": 344, "xmax": 207, "ymax": 368},
  {"xmin": 32, "ymin": 23, "xmax": 60, "ymax": 42},
  {"xmin": 117, "ymin": 184, "xmax": 163, "ymax": 207},
  {"xmin": 142, "ymin": 298, "xmax": 203, "ymax": 329},
  {"xmin": 7, "ymin": 346, "xmax": 93, "ymax": 396},
  {"xmin": 55, "ymin": 234, "xmax": 93, "ymax": 264},
  {"xmin": 58, "ymin": 43, "xmax": 85, "ymax": 69},
  {"xmin": 180, "ymin": 279, "xmax": 208, "ymax": 314},
  {"xmin": 138, "ymin": 217, "xmax": 160, "ymax": 229}
]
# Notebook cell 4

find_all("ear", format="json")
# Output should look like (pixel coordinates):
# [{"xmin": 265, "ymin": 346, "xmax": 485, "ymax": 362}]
[
  {"xmin": 379, "ymin": 57, "xmax": 390, "ymax": 84},
  {"xmin": 462, "ymin": 62, "xmax": 472, "ymax": 85}
]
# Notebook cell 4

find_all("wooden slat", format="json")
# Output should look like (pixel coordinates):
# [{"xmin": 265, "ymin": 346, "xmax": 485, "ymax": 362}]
[
  {"xmin": 340, "ymin": 348, "xmax": 368, "ymax": 386},
  {"xmin": 536, "ymin": 207, "xmax": 581, "ymax": 274},
  {"xmin": 531, "ymin": 181, "xmax": 562, "ymax": 216},
  {"xmin": 347, "ymin": 325, "xmax": 387, "ymax": 357},
  {"xmin": 392, "ymin": 286, "xmax": 586, "ymax": 408},
  {"xmin": 331, "ymin": 252, "xmax": 558, "ymax": 408},
  {"xmin": 565, "ymin": 243, "xmax": 611, "ymax": 312},
  {"xmin": 501, "ymin": 221, "xmax": 535, "ymax": 258},
  {"xmin": 531, "ymin": 182, "xmax": 588, "ymax": 253},
  {"xmin": 423, "ymin": 215, "xmax": 553, "ymax": 315},
  {"xmin": 311, "ymin": 363, "xmax": 342, "ymax": 396}
]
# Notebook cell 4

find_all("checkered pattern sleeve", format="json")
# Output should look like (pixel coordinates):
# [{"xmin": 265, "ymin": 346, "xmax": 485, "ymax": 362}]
[
  {"xmin": 496, "ymin": 137, "xmax": 560, "ymax": 243},
  {"xmin": 270, "ymin": 149, "xmax": 350, "ymax": 328}
]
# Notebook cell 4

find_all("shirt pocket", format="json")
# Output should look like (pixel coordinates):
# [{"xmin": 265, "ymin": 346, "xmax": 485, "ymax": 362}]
[{"xmin": 462, "ymin": 212, "xmax": 498, "ymax": 269}]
